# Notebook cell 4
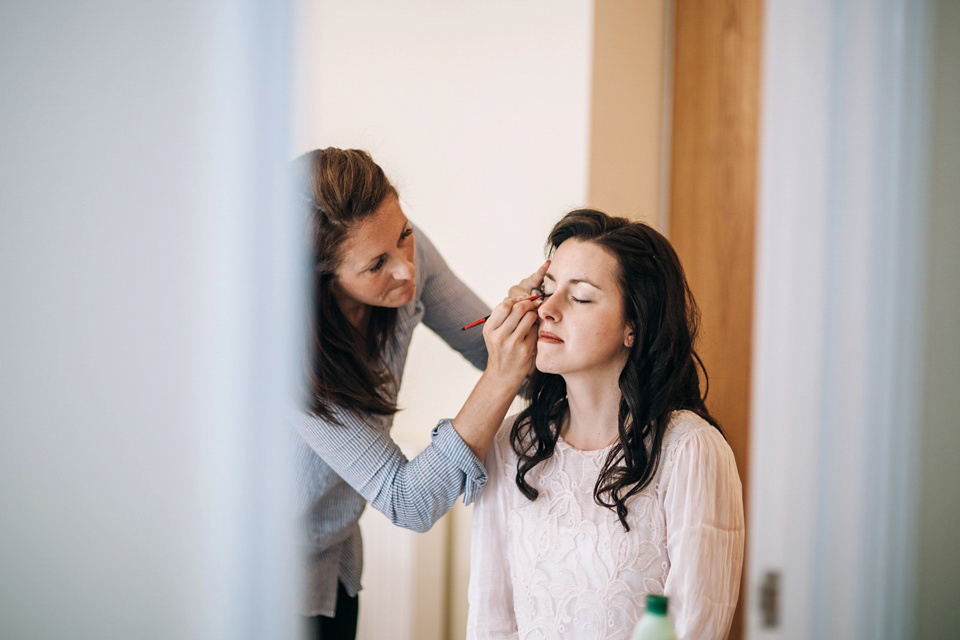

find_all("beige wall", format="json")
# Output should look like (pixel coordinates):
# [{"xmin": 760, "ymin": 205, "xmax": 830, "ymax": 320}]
[
  {"xmin": 588, "ymin": 0, "xmax": 670, "ymax": 227},
  {"xmin": 917, "ymin": 0, "xmax": 960, "ymax": 635}
]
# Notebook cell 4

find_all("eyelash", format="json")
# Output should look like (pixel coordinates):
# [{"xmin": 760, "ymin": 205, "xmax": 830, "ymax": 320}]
[
  {"xmin": 369, "ymin": 227, "xmax": 413, "ymax": 273},
  {"xmin": 541, "ymin": 292, "xmax": 590, "ymax": 304}
]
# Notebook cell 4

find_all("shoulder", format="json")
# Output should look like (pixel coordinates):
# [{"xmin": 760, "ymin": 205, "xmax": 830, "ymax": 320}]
[
  {"xmin": 658, "ymin": 411, "xmax": 744, "ymax": 526},
  {"xmin": 410, "ymin": 221, "xmax": 450, "ymax": 298},
  {"xmin": 411, "ymin": 221, "xmax": 427, "ymax": 282},
  {"xmin": 411, "ymin": 221, "xmax": 441, "ymax": 271},
  {"xmin": 395, "ymin": 221, "xmax": 435, "ymax": 320},
  {"xmin": 661, "ymin": 410, "xmax": 736, "ymax": 472}
]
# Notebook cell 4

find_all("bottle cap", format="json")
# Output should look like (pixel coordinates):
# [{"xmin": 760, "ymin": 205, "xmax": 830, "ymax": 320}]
[{"xmin": 646, "ymin": 594, "xmax": 668, "ymax": 615}]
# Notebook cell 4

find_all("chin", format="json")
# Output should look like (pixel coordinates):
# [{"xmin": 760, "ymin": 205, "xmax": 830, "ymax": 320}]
[
  {"xmin": 383, "ymin": 283, "xmax": 415, "ymax": 308},
  {"xmin": 535, "ymin": 356, "xmax": 564, "ymax": 375}
]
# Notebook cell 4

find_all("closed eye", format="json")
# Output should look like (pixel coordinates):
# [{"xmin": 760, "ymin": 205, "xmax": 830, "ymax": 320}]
[
  {"xmin": 369, "ymin": 227, "xmax": 412, "ymax": 274},
  {"xmin": 369, "ymin": 256, "xmax": 387, "ymax": 273},
  {"xmin": 541, "ymin": 291, "xmax": 589, "ymax": 304}
]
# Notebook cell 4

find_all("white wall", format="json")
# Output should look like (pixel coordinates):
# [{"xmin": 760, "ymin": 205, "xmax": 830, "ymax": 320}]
[
  {"xmin": 0, "ymin": 2, "xmax": 300, "ymax": 639},
  {"xmin": 294, "ymin": 1, "xmax": 594, "ymax": 638}
]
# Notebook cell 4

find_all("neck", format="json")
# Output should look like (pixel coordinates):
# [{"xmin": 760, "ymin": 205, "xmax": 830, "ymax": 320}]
[
  {"xmin": 342, "ymin": 304, "xmax": 370, "ymax": 333},
  {"xmin": 332, "ymin": 288, "xmax": 370, "ymax": 333},
  {"xmin": 560, "ymin": 365, "xmax": 624, "ymax": 451}
]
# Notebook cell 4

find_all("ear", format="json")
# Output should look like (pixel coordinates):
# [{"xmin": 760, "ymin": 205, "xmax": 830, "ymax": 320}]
[{"xmin": 623, "ymin": 327, "xmax": 635, "ymax": 348}]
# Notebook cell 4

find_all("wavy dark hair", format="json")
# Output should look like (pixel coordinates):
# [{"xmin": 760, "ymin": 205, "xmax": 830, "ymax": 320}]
[
  {"xmin": 297, "ymin": 147, "xmax": 400, "ymax": 423},
  {"xmin": 510, "ymin": 209, "xmax": 722, "ymax": 530}
]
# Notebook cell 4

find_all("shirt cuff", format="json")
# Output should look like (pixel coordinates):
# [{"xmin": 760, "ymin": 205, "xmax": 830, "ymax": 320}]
[{"xmin": 430, "ymin": 418, "xmax": 488, "ymax": 505}]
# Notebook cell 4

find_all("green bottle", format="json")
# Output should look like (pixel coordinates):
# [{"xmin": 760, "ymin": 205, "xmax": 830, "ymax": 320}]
[{"xmin": 630, "ymin": 594, "xmax": 676, "ymax": 640}]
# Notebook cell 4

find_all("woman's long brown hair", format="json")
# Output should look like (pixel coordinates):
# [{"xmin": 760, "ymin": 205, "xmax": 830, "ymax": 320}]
[
  {"xmin": 299, "ymin": 148, "xmax": 401, "ymax": 423},
  {"xmin": 510, "ymin": 210, "xmax": 722, "ymax": 530}
]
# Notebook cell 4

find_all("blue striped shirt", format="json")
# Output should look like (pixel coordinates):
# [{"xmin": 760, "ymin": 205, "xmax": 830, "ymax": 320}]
[{"xmin": 292, "ymin": 225, "xmax": 491, "ymax": 616}]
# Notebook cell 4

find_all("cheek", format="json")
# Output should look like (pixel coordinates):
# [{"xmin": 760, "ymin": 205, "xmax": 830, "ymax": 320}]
[
  {"xmin": 589, "ymin": 330, "xmax": 618, "ymax": 356},
  {"xmin": 593, "ymin": 315, "xmax": 630, "ymax": 352},
  {"xmin": 343, "ymin": 274, "xmax": 380, "ymax": 300},
  {"xmin": 341, "ymin": 276, "xmax": 364, "ymax": 299},
  {"xmin": 371, "ymin": 274, "xmax": 393, "ymax": 296}
]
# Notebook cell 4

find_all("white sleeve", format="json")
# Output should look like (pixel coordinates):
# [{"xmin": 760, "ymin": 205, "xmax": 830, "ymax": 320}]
[
  {"xmin": 662, "ymin": 426, "xmax": 745, "ymax": 640},
  {"xmin": 466, "ymin": 428, "xmax": 519, "ymax": 640}
]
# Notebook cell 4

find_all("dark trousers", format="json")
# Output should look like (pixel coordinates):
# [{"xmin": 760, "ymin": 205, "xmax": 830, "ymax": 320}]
[{"xmin": 303, "ymin": 581, "xmax": 358, "ymax": 640}]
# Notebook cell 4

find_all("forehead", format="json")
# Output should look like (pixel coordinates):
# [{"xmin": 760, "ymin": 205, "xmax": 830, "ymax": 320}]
[
  {"xmin": 547, "ymin": 239, "xmax": 620, "ymax": 285},
  {"xmin": 339, "ymin": 196, "xmax": 407, "ymax": 265}
]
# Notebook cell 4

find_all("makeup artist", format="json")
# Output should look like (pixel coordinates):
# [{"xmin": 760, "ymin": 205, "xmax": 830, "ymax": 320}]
[{"xmin": 293, "ymin": 147, "xmax": 545, "ymax": 640}]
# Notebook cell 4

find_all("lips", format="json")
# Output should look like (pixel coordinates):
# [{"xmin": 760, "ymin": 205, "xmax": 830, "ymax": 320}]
[{"xmin": 538, "ymin": 330, "xmax": 563, "ymax": 344}]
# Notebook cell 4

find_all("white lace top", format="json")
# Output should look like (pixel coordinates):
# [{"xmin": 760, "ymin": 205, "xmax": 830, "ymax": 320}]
[{"xmin": 466, "ymin": 410, "xmax": 744, "ymax": 640}]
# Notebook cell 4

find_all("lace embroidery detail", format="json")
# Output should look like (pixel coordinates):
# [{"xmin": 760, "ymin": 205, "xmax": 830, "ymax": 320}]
[{"xmin": 503, "ymin": 438, "xmax": 669, "ymax": 640}]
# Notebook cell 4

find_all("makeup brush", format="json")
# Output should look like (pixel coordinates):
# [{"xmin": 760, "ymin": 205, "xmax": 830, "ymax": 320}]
[{"xmin": 461, "ymin": 294, "xmax": 543, "ymax": 330}]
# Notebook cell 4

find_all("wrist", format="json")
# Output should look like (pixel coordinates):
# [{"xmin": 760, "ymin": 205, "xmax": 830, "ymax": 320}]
[{"xmin": 478, "ymin": 368, "xmax": 526, "ymax": 397}]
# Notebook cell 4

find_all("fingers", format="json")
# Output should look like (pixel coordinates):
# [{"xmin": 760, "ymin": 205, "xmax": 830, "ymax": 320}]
[
  {"xmin": 503, "ymin": 309, "xmax": 539, "ymax": 367},
  {"xmin": 508, "ymin": 260, "xmax": 551, "ymax": 298},
  {"xmin": 483, "ymin": 295, "xmax": 540, "ymax": 335},
  {"xmin": 517, "ymin": 312, "xmax": 540, "ymax": 375},
  {"xmin": 513, "ymin": 305, "xmax": 540, "ymax": 343},
  {"xmin": 481, "ymin": 296, "xmax": 518, "ymax": 333},
  {"xmin": 521, "ymin": 260, "xmax": 550, "ymax": 289},
  {"xmin": 482, "ymin": 294, "xmax": 541, "ymax": 382}
]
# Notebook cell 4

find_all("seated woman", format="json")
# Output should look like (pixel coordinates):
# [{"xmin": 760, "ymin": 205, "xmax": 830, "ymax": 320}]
[{"xmin": 467, "ymin": 210, "xmax": 745, "ymax": 640}]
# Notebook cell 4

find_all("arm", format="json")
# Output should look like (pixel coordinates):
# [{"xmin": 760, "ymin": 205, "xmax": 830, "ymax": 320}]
[
  {"xmin": 295, "ymin": 409, "xmax": 487, "ymax": 534},
  {"xmin": 414, "ymin": 226, "xmax": 542, "ymax": 460},
  {"xmin": 416, "ymin": 225, "xmax": 491, "ymax": 371},
  {"xmin": 662, "ymin": 426, "xmax": 746, "ymax": 640},
  {"xmin": 466, "ymin": 426, "xmax": 519, "ymax": 640},
  {"xmin": 294, "ymin": 297, "xmax": 537, "ymax": 532},
  {"xmin": 452, "ymin": 295, "xmax": 538, "ymax": 462}
]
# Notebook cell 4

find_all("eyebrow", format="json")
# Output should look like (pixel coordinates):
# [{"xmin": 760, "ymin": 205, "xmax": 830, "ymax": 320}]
[{"xmin": 542, "ymin": 273, "xmax": 602, "ymax": 290}]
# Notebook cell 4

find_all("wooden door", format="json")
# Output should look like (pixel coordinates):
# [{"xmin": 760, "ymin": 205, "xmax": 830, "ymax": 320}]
[{"xmin": 668, "ymin": 1, "xmax": 763, "ymax": 638}]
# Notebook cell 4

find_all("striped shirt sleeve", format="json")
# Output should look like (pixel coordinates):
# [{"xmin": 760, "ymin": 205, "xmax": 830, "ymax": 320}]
[
  {"xmin": 294, "ymin": 408, "xmax": 488, "ymax": 533},
  {"xmin": 415, "ymin": 225, "xmax": 491, "ymax": 370}
]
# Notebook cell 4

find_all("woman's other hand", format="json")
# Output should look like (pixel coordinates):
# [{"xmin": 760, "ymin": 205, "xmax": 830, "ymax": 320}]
[{"xmin": 508, "ymin": 260, "xmax": 550, "ymax": 298}]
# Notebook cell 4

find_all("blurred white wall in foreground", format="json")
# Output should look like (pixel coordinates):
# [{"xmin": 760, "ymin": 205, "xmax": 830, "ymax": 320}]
[
  {"xmin": 0, "ymin": 2, "xmax": 301, "ymax": 639},
  {"xmin": 748, "ymin": 0, "xmax": 960, "ymax": 638}
]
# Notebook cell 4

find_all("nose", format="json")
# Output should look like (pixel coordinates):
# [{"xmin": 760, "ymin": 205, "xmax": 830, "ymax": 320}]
[
  {"xmin": 391, "ymin": 254, "xmax": 415, "ymax": 281},
  {"xmin": 538, "ymin": 295, "xmax": 560, "ymax": 322}
]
